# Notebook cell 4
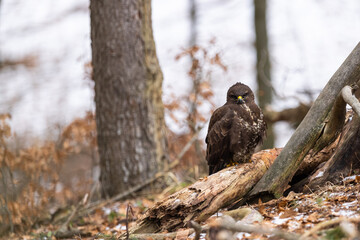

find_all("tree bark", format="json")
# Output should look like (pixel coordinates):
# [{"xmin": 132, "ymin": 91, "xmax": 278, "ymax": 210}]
[
  {"xmin": 248, "ymin": 42, "xmax": 360, "ymax": 199},
  {"xmin": 306, "ymin": 113, "xmax": 360, "ymax": 191},
  {"xmin": 128, "ymin": 133, "xmax": 347, "ymax": 234},
  {"xmin": 129, "ymin": 148, "xmax": 281, "ymax": 234},
  {"xmin": 90, "ymin": 0, "xmax": 167, "ymax": 197},
  {"xmin": 254, "ymin": 0, "xmax": 274, "ymax": 149}
]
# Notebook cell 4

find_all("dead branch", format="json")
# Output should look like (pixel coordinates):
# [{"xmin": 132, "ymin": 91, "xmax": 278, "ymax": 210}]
[
  {"xmin": 248, "ymin": 42, "xmax": 360, "ymax": 199},
  {"xmin": 57, "ymin": 194, "xmax": 88, "ymax": 233},
  {"xmin": 342, "ymin": 85, "xmax": 360, "ymax": 117},
  {"xmin": 188, "ymin": 221, "xmax": 202, "ymax": 240},
  {"xmin": 264, "ymin": 103, "xmax": 311, "ymax": 128}
]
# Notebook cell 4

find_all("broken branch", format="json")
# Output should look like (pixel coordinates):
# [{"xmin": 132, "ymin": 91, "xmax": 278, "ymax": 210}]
[
  {"xmin": 248, "ymin": 42, "xmax": 360, "ymax": 199},
  {"xmin": 342, "ymin": 85, "xmax": 360, "ymax": 117}
]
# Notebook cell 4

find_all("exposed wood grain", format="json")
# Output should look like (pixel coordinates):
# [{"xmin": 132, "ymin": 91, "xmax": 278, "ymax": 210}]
[{"xmin": 130, "ymin": 148, "xmax": 281, "ymax": 233}]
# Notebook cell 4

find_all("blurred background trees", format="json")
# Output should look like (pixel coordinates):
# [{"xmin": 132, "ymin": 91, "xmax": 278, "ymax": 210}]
[
  {"xmin": 254, "ymin": 0, "xmax": 273, "ymax": 149},
  {"xmin": 0, "ymin": 0, "xmax": 359, "ymax": 235}
]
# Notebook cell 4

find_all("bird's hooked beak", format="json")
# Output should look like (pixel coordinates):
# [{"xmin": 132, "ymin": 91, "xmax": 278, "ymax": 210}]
[{"xmin": 237, "ymin": 96, "xmax": 244, "ymax": 104}]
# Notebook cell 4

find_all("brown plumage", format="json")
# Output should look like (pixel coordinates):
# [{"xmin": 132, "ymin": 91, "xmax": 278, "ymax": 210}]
[{"xmin": 205, "ymin": 82, "xmax": 266, "ymax": 175}]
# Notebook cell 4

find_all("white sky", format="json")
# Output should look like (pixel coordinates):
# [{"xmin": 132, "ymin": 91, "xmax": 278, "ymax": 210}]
[{"xmin": 0, "ymin": 0, "xmax": 359, "ymax": 146}]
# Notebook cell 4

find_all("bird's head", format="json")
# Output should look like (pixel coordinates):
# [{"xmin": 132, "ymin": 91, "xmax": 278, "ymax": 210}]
[{"xmin": 226, "ymin": 82, "xmax": 255, "ymax": 105}]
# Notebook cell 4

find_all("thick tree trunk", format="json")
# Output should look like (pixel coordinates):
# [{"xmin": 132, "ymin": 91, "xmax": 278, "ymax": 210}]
[
  {"xmin": 249, "ymin": 42, "xmax": 360, "ymax": 199},
  {"xmin": 254, "ymin": 0, "xmax": 274, "ymax": 149},
  {"xmin": 90, "ymin": 0, "xmax": 167, "ymax": 198}
]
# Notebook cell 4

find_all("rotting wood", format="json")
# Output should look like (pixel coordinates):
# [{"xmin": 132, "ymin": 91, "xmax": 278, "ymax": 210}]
[
  {"xmin": 125, "ymin": 128, "xmax": 354, "ymax": 234},
  {"xmin": 305, "ymin": 113, "xmax": 360, "ymax": 191},
  {"xmin": 128, "ymin": 148, "xmax": 281, "ymax": 234},
  {"xmin": 248, "ymin": 42, "xmax": 360, "ymax": 199}
]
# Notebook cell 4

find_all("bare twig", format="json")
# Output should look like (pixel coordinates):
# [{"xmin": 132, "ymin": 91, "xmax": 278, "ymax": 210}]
[
  {"xmin": 175, "ymin": 126, "xmax": 203, "ymax": 163},
  {"xmin": 188, "ymin": 221, "xmax": 202, "ymax": 240},
  {"xmin": 71, "ymin": 127, "xmax": 204, "ymax": 222},
  {"xmin": 125, "ymin": 204, "xmax": 134, "ymax": 240},
  {"xmin": 342, "ymin": 85, "xmax": 360, "ymax": 117},
  {"xmin": 58, "ymin": 193, "xmax": 88, "ymax": 232}
]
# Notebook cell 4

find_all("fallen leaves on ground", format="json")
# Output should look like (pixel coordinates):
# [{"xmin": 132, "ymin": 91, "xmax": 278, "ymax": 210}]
[{"xmin": 7, "ymin": 175, "xmax": 360, "ymax": 240}]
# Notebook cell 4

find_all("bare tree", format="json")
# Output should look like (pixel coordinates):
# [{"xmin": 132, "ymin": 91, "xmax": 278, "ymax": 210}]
[
  {"xmin": 254, "ymin": 0, "xmax": 274, "ymax": 148},
  {"xmin": 90, "ymin": 0, "xmax": 168, "ymax": 197}
]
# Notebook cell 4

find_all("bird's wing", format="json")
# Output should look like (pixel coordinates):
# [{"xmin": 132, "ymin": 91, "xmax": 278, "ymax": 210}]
[{"xmin": 205, "ymin": 106, "xmax": 233, "ymax": 173}]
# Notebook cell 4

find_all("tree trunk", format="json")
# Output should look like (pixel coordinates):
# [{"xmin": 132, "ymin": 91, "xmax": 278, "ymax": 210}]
[
  {"xmin": 248, "ymin": 42, "xmax": 360, "ymax": 199},
  {"xmin": 90, "ymin": 0, "xmax": 167, "ymax": 198},
  {"xmin": 254, "ymin": 0, "xmax": 274, "ymax": 149}
]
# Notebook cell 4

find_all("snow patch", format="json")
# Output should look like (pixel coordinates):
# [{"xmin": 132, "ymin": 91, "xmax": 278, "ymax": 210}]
[
  {"xmin": 272, "ymin": 216, "xmax": 290, "ymax": 225},
  {"xmin": 332, "ymin": 210, "xmax": 358, "ymax": 217},
  {"xmin": 102, "ymin": 207, "xmax": 112, "ymax": 215},
  {"xmin": 343, "ymin": 175, "xmax": 360, "ymax": 182},
  {"xmin": 314, "ymin": 171, "xmax": 324, "ymax": 178},
  {"xmin": 343, "ymin": 200, "xmax": 358, "ymax": 207}
]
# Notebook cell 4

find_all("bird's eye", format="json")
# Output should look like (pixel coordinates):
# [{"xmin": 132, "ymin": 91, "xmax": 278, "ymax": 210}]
[
  {"xmin": 243, "ymin": 92, "xmax": 248, "ymax": 97},
  {"xmin": 230, "ymin": 94, "xmax": 237, "ymax": 99}
]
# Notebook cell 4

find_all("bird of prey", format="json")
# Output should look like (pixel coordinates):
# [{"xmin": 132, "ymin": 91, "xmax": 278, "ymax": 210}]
[{"xmin": 205, "ymin": 82, "xmax": 266, "ymax": 175}]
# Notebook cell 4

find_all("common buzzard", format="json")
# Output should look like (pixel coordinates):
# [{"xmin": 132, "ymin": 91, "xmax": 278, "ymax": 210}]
[{"xmin": 205, "ymin": 82, "xmax": 266, "ymax": 175}]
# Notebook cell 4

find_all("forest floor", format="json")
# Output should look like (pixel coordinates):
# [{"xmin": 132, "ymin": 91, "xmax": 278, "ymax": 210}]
[{"xmin": 8, "ymin": 175, "xmax": 360, "ymax": 240}]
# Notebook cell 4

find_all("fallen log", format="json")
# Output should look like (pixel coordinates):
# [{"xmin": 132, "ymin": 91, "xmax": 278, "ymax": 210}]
[
  {"xmin": 125, "ymin": 44, "xmax": 360, "ymax": 236},
  {"xmin": 129, "ymin": 148, "xmax": 282, "ymax": 234},
  {"xmin": 127, "ymin": 144, "xmax": 340, "ymax": 234},
  {"xmin": 248, "ymin": 42, "xmax": 360, "ymax": 199},
  {"xmin": 126, "ymin": 135, "xmax": 342, "ymax": 235}
]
